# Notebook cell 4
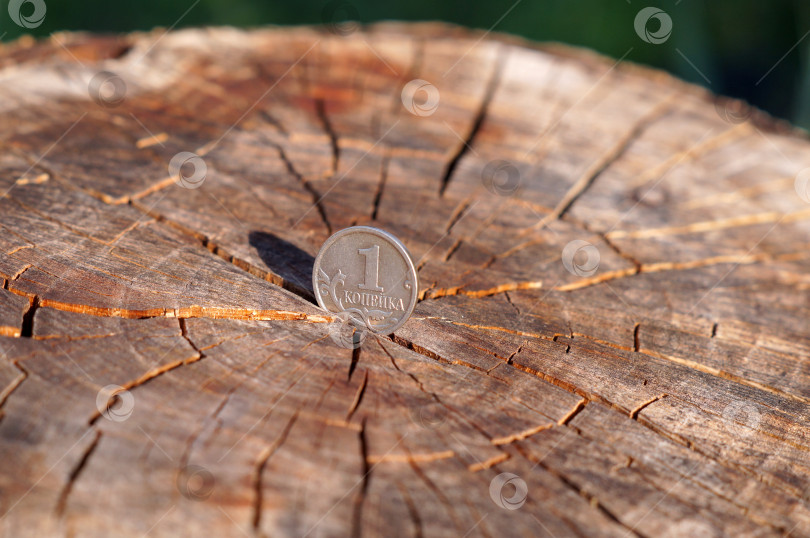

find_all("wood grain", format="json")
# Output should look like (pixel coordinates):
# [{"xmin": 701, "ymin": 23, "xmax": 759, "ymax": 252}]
[{"xmin": 0, "ymin": 23, "xmax": 809, "ymax": 537}]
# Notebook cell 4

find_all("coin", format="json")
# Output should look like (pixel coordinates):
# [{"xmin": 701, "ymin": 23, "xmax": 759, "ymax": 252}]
[{"xmin": 313, "ymin": 226, "xmax": 418, "ymax": 335}]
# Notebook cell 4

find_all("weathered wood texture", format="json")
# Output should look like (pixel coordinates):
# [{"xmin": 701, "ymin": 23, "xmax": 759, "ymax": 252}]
[{"xmin": 0, "ymin": 23, "xmax": 809, "ymax": 537}]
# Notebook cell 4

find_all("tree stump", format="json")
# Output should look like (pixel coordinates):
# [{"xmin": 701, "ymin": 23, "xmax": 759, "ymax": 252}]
[{"xmin": 1, "ymin": 23, "xmax": 809, "ymax": 537}]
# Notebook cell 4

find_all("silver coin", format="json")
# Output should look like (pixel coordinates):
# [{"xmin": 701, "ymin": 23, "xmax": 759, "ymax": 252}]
[{"xmin": 313, "ymin": 226, "xmax": 418, "ymax": 335}]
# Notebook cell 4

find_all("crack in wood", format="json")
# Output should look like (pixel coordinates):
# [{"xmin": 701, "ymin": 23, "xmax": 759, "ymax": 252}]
[
  {"xmin": 567, "ymin": 407, "xmax": 799, "ymax": 535},
  {"xmin": 178, "ymin": 318, "xmax": 205, "ymax": 359},
  {"xmin": 555, "ymin": 249, "xmax": 809, "ymax": 292},
  {"xmin": 5, "ymin": 244, "xmax": 34, "ymax": 256},
  {"xmin": 367, "ymin": 450, "xmax": 455, "ymax": 465},
  {"xmin": 16, "ymin": 294, "xmax": 332, "ymax": 323},
  {"xmin": 6, "ymin": 194, "xmax": 117, "ymax": 247},
  {"xmin": 467, "ymin": 452, "xmax": 510, "ymax": 472},
  {"xmin": 505, "ymin": 341, "xmax": 527, "ymax": 366},
  {"xmin": 629, "ymin": 394, "xmax": 667, "ymax": 420},
  {"xmin": 422, "ymin": 315, "xmax": 810, "ymax": 434},
  {"xmin": 491, "ymin": 422, "xmax": 555, "ymax": 445},
  {"xmin": 404, "ymin": 445, "xmax": 465, "ymax": 532},
  {"xmin": 370, "ymin": 152, "xmax": 390, "ymax": 221},
  {"xmin": 408, "ymin": 320, "xmax": 792, "ymax": 527},
  {"xmin": 607, "ymin": 208, "xmax": 810, "ymax": 241},
  {"xmin": 252, "ymin": 411, "xmax": 299, "ymax": 530},
  {"xmin": 87, "ymin": 354, "xmax": 198, "ymax": 424},
  {"xmin": 443, "ymin": 198, "xmax": 473, "ymax": 235},
  {"xmin": 631, "ymin": 404, "xmax": 810, "ymax": 505},
  {"xmin": 641, "ymin": 347, "xmax": 810, "ymax": 405},
  {"xmin": 442, "ymin": 238, "xmax": 463, "ymax": 263},
  {"xmin": 272, "ymin": 139, "xmax": 333, "ymax": 234},
  {"xmin": 374, "ymin": 338, "xmax": 512, "ymax": 472},
  {"xmin": 0, "ymin": 324, "xmax": 20, "ymax": 338},
  {"xmin": 419, "ymin": 280, "xmax": 543, "ymax": 301},
  {"xmin": 480, "ymin": 340, "xmax": 528, "ymax": 373},
  {"xmin": 390, "ymin": 334, "xmax": 487, "ymax": 372},
  {"xmin": 438, "ymin": 46, "xmax": 506, "ymax": 196},
  {"xmin": 375, "ymin": 337, "xmax": 446, "ymax": 409},
  {"xmin": 351, "ymin": 418, "xmax": 371, "ymax": 538},
  {"xmin": 346, "ymin": 370, "xmax": 368, "ymax": 421},
  {"xmin": 19, "ymin": 295, "xmax": 39, "ymax": 338},
  {"xmin": 558, "ymin": 398, "xmax": 587, "ymax": 425},
  {"xmin": 129, "ymin": 200, "xmax": 318, "ymax": 302},
  {"xmin": 408, "ymin": 318, "xmax": 810, "ymax": 510},
  {"xmin": 315, "ymin": 98, "xmax": 340, "ymax": 177},
  {"xmin": 3, "ymin": 27, "xmax": 810, "ymax": 537},
  {"xmin": 623, "ymin": 122, "xmax": 752, "ymax": 191},
  {"xmin": 55, "ymin": 430, "xmax": 102, "ymax": 517},
  {"xmin": 258, "ymin": 109, "xmax": 289, "ymax": 136},
  {"xmin": 348, "ymin": 346, "xmax": 362, "ymax": 382},
  {"xmin": 503, "ymin": 290, "xmax": 520, "ymax": 316},
  {"xmin": 600, "ymin": 230, "xmax": 643, "ymax": 272},
  {"xmin": 88, "ymin": 335, "xmax": 203, "ymax": 425},
  {"xmin": 409, "ymin": 319, "xmax": 795, "ymax": 531},
  {"xmin": 427, "ymin": 319, "xmax": 558, "ymax": 342},
  {"xmin": 678, "ymin": 175, "xmax": 793, "ymax": 211},
  {"xmin": 127, "ymin": 176, "xmax": 176, "ymax": 204},
  {"xmin": 621, "ymin": 451, "xmax": 790, "ymax": 535},
  {"xmin": 6, "ymin": 262, "xmax": 325, "ymax": 325},
  {"xmin": 0, "ymin": 361, "xmax": 28, "ymax": 418},
  {"xmin": 175, "ymin": 390, "xmax": 235, "ymax": 490},
  {"xmin": 10, "ymin": 264, "xmax": 32, "ymax": 282},
  {"xmin": 135, "ymin": 132, "xmax": 169, "ymax": 149},
  {"xmin": 397, "ymin": 483, "xmax": 425, "ymax": 538},
  {"xmin": 526, "ymin": 95, "xmax": 676, "ymax": 233},
  {"xmin": 512, "ymin": 442, "xmax": 647, "ymax": 538},
  {"xmin": 610, "ymin": 456, "xmax": 633, "ymax": 474}
]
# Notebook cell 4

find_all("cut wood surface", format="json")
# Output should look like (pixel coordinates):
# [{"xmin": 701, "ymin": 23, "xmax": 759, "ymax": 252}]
[{"xmin": 0, "ymin": 23, "xmax": 809, "ymax": 537}]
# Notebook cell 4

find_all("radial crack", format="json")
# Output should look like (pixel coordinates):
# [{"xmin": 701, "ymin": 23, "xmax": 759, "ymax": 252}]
[
  {"xmin": 19, "ymin": 295, "xmax": 39, "ymax": 338},
  {"xmin": 55, "ymin": 430, "xmax": 102, "ymax": 517},
  {"xmin": 130, "ymin": 199, "xmax": 318, "ymax": 301},
  {"xmin": 346, "ymin": 370, "xmax": 368, "ymax": 420},
  {"xmin": 252, "ymin": 412, "xmax": 299, "ymax": 530},
  {"xmin": 178, "ymin": 318, "xmax": 204, "ymax": 359},
  {"xmin": 371, "ymin": 152, "xmax": 390, "ymax": 221},
  {"xmin": 273, "ymin": 141, "xmax": 332, "ymax": 234},
  {"xmin": 528, "ymin": 96, "xmax": 676, "ymax": 233},
  {"xmin": 351, "ymin": 419, "xmax": 371, "ymax": 538},
  {"xmin": 438, "ymin": 46, "xmax": 506, "ymax": 196},
  {"xmin": 398, "ymin": 484, "xmax": 425, "ymax": 537},
  {"xmin": 315, "ymin": 98, "xmax": 340, "ymax": 177},
  {"xmin": 0, "ymin": 362, "xmax": 28, "ymax": 415}
]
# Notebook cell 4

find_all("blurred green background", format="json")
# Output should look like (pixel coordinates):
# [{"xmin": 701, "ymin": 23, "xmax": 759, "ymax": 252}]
[{"xmin": 3, "ymin": 0, "xmax": 809, "ymax": 129}]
